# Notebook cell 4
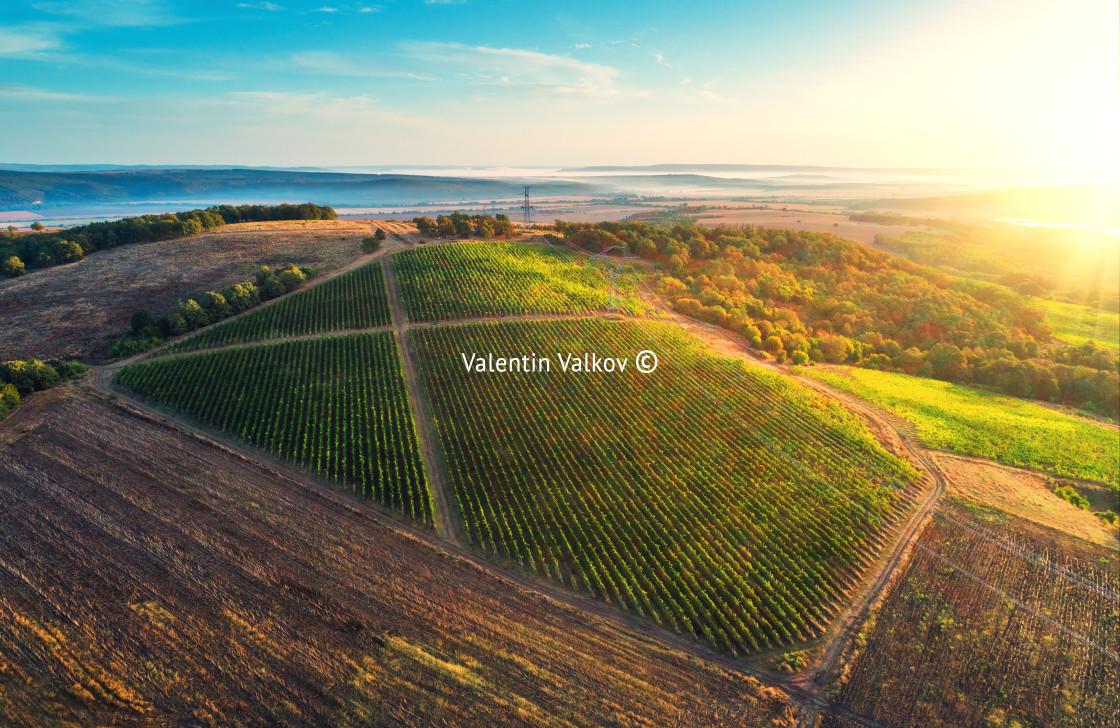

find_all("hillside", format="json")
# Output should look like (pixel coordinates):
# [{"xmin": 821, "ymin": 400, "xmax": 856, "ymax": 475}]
[
  {"xmin": 0, "ymin": 384, "xmax": 798, "ymax": 727},
  {"xmin": 0, "ymin": 219, "xmax": 374, "ymax": 361},
  {"xmin": 0, "ymin": 169, "xmax": 595, "ymax": 210}
]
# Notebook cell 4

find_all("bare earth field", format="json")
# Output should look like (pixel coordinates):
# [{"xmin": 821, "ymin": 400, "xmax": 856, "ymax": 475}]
[
  {"xmin": 0, "ymin": 383, "xmax": 796, "ymax": 728},
  {"xmin": 827, "ymin": 498, "xmax": 1119, "ymax": 728},
  {"xmin": 0, "ymin": 220, "xmax": 377, "ymax": 362},
  {"xmin": 934, "ymin": 452, "xmax": 1119, "ymax": 549}
]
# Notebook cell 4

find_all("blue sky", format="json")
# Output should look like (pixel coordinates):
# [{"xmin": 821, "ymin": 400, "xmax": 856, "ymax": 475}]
[{"xmin": 0, "ymin": 0, "xmax": 1116, "ymax": 175}]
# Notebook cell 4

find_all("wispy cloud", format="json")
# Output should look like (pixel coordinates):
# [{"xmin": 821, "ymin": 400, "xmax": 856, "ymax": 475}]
[
  {"xmin": 424, "ymin": 0, "xmax": 467, "ymax": 5},
  {"xmin": 236, "ymin": 2, "xmax": 285, "ymax": 10},
  {"xmin": 0, "ymin": 83, "xmax": 107, "ymax": 102},
  {"xmin": 32, "ymin": 0, "xmax": 187, "ymax": 27},
  {"xmin": 402, "ymin": 41, "xmax": 636, "ymax": 100},
  {"xmin": 290, "ymin": 50, "xmax": 436, "ymax": 80},
  {"xmin": 314, "ymin": 6, "xmax": 338, "ymax": 12},
  {"xmin": 0, "ymin": 25, "xmax": 63, "ymax": 57},
  {"xmin": 216, "ymin": 90, "xmax": 446, "ymax": 131}
]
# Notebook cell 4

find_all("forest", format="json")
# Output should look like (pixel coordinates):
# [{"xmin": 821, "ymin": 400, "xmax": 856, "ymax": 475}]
[
  {"xmin": 555, "ymin": 220, "xmax": 1120, "ymax": 417},
  {"xmin": 1, "ymin": 203, "xmax": 337, "ymax": 276}
]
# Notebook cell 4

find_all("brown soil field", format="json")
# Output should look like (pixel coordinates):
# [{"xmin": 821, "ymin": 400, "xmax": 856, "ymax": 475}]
[
  {"xmin": 0, "ymin": 220, "xmax": 379, "ymax": 363},
  {"xmin": 0, "ymin": 383, "xmax": 797, "ymax": 728},
  {"xmin": 934, "ymin": 452, "xmax": 1119, "ymax": 549},
  {"xmin": 827, "ymin": 496, "xmax": 1119, "ymax": 728}
]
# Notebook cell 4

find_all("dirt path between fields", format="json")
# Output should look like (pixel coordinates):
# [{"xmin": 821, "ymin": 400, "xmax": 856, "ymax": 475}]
[{"xmin": 383, "ymin": 260, "xmax": 462, "ymax": 545}]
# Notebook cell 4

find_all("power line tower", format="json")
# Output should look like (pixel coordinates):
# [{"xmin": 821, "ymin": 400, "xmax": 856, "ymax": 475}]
[
  {"xmin": 588, "ymin": 245, "xmax": 639, "ymax": 313},
  {"xmin": 521, "ymin": 185, "xmax": 534, "ymax": 226}
]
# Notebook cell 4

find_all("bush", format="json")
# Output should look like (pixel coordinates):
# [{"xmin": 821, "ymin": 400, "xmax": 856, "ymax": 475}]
[
  {"xmin": 2, "ymin": 255, "xmax": 25, "ymax": 277},
  {"xmin": 361, "ymin": 235, "xmax": 383, "ymax": 254},
  {"xmin": 0, "ymin": 359, "xmax": 59, "ymax": 394},
  {"xmin": 0, "ymin": 382, "xmax": 19, "ymax": 420},
  {"xmin": 55, "ymin": 361, "xmax": 89, "ymax": 381},
  {"xmin": 131, "ymin": 307, "xmax": 156, "ymax": 334}
]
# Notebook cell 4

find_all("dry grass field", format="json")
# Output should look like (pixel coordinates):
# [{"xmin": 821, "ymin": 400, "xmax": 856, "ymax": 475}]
[
  {"xmin": 935, "ymin": 453, "xmax": 1119, "ymax": 549},
  {"xmin": 0, "ymin": 220, "xmax": 379, "ymax": 362},
  {"xmin": 0, "ymin": 383, "xmax": 796, "ymax": 728}
]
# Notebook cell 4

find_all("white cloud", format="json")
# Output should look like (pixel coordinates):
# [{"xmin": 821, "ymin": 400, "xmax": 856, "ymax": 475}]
[
  {"xmin": 402, "ymin": 41, "xmax": 634, "ymax": 99},
  {"xmin": 314, "ymin": 6, "xmax": 338, "ymax": 12},
  {"xmin": 31, "ymin": 1, "xmax": 186, "ymax": 27},
  {"xmin": 424, "ymin": 0, "xmax": 467, "ymax": 4},
  {"xmin": 0, "ymin": 83, "xmax": 109, "ymax": 102},
  {"xmin": 290, "ymin": 50, "xmax": 436, "ymax": 80},
  {"xmin": 236, "ymin": 2, "xmax": 285, "ymax": 10},
  {"xmin": 0, "ymin": 23, "xmax": 68, "ymax": 57}
]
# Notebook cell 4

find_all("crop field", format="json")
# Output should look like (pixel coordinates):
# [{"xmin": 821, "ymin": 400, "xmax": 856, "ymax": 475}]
[
  {"xmin": 1040, "ymin": 299, "xmax": 1120, "ymax": 350},
  {"xmin": 115, "ymin": 332, "xmax": 430, "ymax": 522},
  {"xmin": 828, "ymin": 497, "xmax": 1120, "ymax": 728},
  {"xmin": 393, "ymin": 241, "xmax": 650, "ymax": 321},
  {"xmin": 0, "ymin": 387, "xmax": 796, "ymax": 728},
  {"xmin": 411, "ymin": 318, "xmax": 921, "ymax": 655},
  {"xmin": 166, "ymin": 261, "xmax": 390, "ymax": 352},
  {"xmin": 805, "ymin": 366, "xmax": 1120, "ymax": 484}
]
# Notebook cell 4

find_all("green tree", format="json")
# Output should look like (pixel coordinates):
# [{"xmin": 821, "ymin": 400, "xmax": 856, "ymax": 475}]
[
  {"xmin": 29, "ymin": 221, "xmax": 44, "ymax": 231},
  {"xmin": 51, "ymin": 239, "xmax": 84, "ymax": 263},
  {"xmin": 361, "ymin": 235, "xmax": 382, "ymax": 254},
  {"xmin": 2, "ymin": 256, "xmax": 25, "ymax": 277},
  {"xmin": 131, "ymin": 307, "xmax": 156, "ymax": 334},
  {"xmin": 276, "ymin": 264, "xmax": 306, "ymax": 292}
]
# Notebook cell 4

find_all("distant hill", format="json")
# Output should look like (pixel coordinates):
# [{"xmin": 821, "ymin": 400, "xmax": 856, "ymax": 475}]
[
  {"xmin": 0, "ymin": 168, "xmax": 597, "ymax": 210},
  {"xmin": 861, "ymin": 184, "xmax": 1120, "ymax": 228}
]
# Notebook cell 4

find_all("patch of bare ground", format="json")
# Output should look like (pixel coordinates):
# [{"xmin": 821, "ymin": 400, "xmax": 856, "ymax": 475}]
[
  {"xmin": 0, "ymin": 384, "xmax": 797, "ymax": 728},
  {"xmin": 0, "ymin": 220, "xmax": 377, "ymax": 363},
  {"xmin": 933, "ymin": 452, "xmax": 1119, "ymax": 549}
]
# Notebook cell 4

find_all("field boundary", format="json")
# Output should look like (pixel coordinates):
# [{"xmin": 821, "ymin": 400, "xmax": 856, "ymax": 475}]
[{"xmin": 384, "ymin": 259, "xmax": 463, "ymax": 545}]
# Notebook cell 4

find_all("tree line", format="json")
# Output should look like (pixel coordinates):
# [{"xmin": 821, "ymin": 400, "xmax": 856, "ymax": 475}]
[
  {"xmin": 1, "ymin": 203, "xmax": 336, "ymax": 277},
  {"xmin": 412, "ymin": 212, "xmax": 516, "ymax": 239},
  {"xmin": 109, "ymin": 263, "xmax": 312, "ymax": 357},
  {"xmin": 0, "ymin": 359, "xmax": 88, "ymax": 421},
  {"xmin": 555, "ymin": 220, "xmax": 1120, "ymax": 417}
]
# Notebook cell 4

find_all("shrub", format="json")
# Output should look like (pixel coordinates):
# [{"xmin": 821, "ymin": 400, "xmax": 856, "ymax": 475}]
[{"xmin": 2, "ymin": 255, "xmax": 25, "ymax": 277}]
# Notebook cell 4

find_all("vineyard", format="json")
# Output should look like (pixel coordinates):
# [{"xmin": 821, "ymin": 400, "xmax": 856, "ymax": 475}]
[
  {"xmin": 805, "ymin": 366, "xmax": 1120, "ymax": 484},
  {"xmin": 829, "ymin": 497, "xmax": 1120, "ymax": 728},
  {"xmin": 115, "ymin": 332, "xmax": 431, "ymax": 522},
  {"xmin": 410, "ymin": 318, "xmax": 922, "ymax": 655},
  {"xmin": 393, "ymin": 241, "xmax": 651, "ymax": 321},
  {"xmin": 165, "ymin": 261, "xmax": 391, "ymax": 352}
]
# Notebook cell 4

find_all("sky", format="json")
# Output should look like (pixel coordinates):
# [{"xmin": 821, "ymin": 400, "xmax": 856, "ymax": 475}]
[{"xmin": 0, "ymin": 0, "xmax": 1117, "ymax": 178}]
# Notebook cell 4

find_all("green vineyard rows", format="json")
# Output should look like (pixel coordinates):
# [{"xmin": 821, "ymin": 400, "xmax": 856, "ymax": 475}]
[
  {"xmin": 116, "ymin": 332, "xmax": 431, "ymax": 523},
  {"xmin": 411, "ymin": 319, "xmax": 920, "ymax": 654},
  {"xmin": 393, "ymin": 241, "xmax": 651, "ymax": 321},
  {"xmin": 166, "ymin": 261, "xmax": 391, "ymax": 353}
]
